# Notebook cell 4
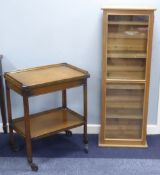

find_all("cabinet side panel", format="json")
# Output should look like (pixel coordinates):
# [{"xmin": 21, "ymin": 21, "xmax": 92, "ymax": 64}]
[
  {"xmin": 100, "ymin": 11, "xmax": 108, "ymax": 143},
  {"xmin": 142, "ymin": 12, "xmax": 154, "ymax": 142}
]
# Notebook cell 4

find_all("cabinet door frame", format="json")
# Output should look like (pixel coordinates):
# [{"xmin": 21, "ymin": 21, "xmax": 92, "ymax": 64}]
[{"xmin": 100, "ymin": 9, "xmax": 155, "ymax": 147}]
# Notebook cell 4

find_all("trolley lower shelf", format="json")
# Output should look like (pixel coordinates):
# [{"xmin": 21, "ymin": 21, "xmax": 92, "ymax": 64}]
[{"xmin": 13, "ymin": 107, "xmax": 84, "ymax": 139}]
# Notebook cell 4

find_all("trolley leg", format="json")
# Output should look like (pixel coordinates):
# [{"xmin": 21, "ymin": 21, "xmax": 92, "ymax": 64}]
[
  {"xmin": 62, "ymin": 89, "xmax": 67, "ymax": 109},
  {"xmin": 65, "ymin": 130, "xmax": 72, "ymax": 136},
  {"xmin": 62, "ymin": 89, "xmax": 73, "ymax": 137},
  {"xmin": 23, "ymin": 94, "xmax": 38, "ymax": 171},
  {"xmin": 83, "ymin": 80, "xmax": 88, "ymax": 153},
  {"xmin": 6, "ymin": 82, "xmax": 19, "ymax": 152}
]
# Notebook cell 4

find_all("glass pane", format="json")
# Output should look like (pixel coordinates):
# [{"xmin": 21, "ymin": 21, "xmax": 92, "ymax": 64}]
[
  {"xmin": 105, "ymin": 83, "xmax": 145, "ymax": 139},
  {"xmin": 108, "ymin": 15, "xmax": 148, "ymax": 23},
  {"xmin": 107, "ymin": 58, "xmax": 146, "ymax": 80},
  {"xmin": 107, "ymin": 15, "xmax": 149, "ymax": 80}
]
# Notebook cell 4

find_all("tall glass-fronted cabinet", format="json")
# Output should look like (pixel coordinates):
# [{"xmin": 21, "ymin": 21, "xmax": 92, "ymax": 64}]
[{"xmin": 99, "ymin": 7, "xmax": 155, "ymax": 147}]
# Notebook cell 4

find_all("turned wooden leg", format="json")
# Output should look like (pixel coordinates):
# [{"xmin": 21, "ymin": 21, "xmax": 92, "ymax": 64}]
[
  {"xmin": 6, "ymin": 81, "xmax": 19, "ymax": 151},
  {"xmin": 62, "ymin": 89, "xmax": 67, "ymax": 108},
  {"xmin": 0, "ymin": 76, "xmax": 7, "ymax": 133},
  {"xmin": 23, "ymin": 94, "xmax": 38, "ymax": 171},
  {"xmin": 62, "ymin": 89, "xmax": 72, "ymax": 136},
  {"xmin": 83, "ymin": 80, "xmax": 88, "ymax": 153}
]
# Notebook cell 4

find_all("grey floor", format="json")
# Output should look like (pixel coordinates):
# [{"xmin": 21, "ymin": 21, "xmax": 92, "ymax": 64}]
[{"xmin": 0, "ymin": 157, "xmax": 160, "ymax": 175}]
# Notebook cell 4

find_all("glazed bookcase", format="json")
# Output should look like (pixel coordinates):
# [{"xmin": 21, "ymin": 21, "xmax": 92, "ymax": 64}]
[{"xmin": 99, "ymin": 7, "xmax": 155, "ymax": 147}]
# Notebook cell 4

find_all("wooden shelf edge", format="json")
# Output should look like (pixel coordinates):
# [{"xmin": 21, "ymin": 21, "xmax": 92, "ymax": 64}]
[
  {"xmin": 107, "ymin": 52, "xmax": 147, "ymax": 59},
  {"xmin": 108, "ymin": 21, "xmax": 148, "ymax": 26},
  {"xmin": 106, "ymin": 79, "xmax": 146, "ymax": 83},
  {"xmin": 108, "ymin": 33, "xmax": 147, "ymax": 39},
  {"xmin": 106, "ymin": 116, "xmax": 143, "ymax": 120}
]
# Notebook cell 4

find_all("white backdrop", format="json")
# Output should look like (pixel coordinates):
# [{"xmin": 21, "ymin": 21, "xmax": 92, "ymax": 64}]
[{"xmin": 0, "ymin": 0, "xmax": 160, "ymax": 125}]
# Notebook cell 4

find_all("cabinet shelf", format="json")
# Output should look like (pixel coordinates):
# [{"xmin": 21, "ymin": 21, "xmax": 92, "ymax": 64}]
[
  {"xmin": 107, "ymin": 57, "xmax": 146, "ymax": 80},
  {"xmin": 108, "ymin": 38, "xmax": 147, "ymax": 52},
  {"xmin": 107, "ymin": 65, "xmax": 145, "ymax": 72},
  {"xmin": 108, "ymin": 21, "xmax": 148, "ymax": 26},
  {"xmin": 107, "ymin": 101, "xmax": 143, "ymax": 109},
  {"xmin": 107, "ymin": 114, "xmax": 142, "ymax": 120},
  {"xmin": 108, "ymin": 32, "xmax": 147, "ymax": 39},
  {"xmin": 105, "ymin": 118, "xmax": 142, "ymax": 139},
  {"xmin": 107, "ymin": 95, "xmax": 143, "ymax": 102},
  {"xmin": 107, "ymin": 83, "xmax": 145, "ymax": 90},
  {"xmin": 107, "ymin": 68, "xmax": 145, "ymax": 80},
  {"xmin": 107, "ymin": 52, "xmax": 146, "ymax": 59},
  {"xmin": 106, "ymin": 79, "xmax": 146, "ymax": 83},
  {"xmin": 107, "ymin": 108, "xmax": 143, "ymax": 120},
  {"xmin": 13, "ymin": 107, "xmax": 84, "ymax": 139}
]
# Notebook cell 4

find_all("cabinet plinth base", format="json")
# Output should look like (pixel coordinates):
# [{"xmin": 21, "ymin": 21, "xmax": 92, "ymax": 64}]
[{"xmin": 98, "ymin": 135, "xmax": 148, "ymax": 148}]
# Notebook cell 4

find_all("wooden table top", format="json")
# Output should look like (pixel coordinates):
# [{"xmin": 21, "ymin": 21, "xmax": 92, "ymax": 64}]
[{"xmin": 5, "ymin": 63, "xmax": 90, "ymax": 88}]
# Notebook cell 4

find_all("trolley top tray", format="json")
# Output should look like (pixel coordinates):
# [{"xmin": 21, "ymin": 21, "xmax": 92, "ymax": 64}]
[{"xmin": 5, "ymin": 63, "xmax": 90, "ymax": 88}]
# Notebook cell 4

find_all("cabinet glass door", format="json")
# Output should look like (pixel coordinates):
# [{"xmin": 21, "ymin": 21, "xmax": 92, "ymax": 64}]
[
  {"xmin": 105, "ymin": 15, "xmax": 149, "ymax": 140},
  {"xmin": 106, "ymin": 83, "xmax": 145, "ymax": 139},
  {"xmin": 107, "ymin": 15, "xmax": 148, "ymax": 80}
]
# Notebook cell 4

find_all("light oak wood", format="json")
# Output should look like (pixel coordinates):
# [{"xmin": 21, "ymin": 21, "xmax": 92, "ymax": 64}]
[
  {"xmin": 99, "ymin": 142, "xmax": 148, "ymax": 148},
  {"xmin": 141, "ymin": 7, "xmax": 154, "ymax": 144},
  {"xmin": 107, "ymin": 101, "xmax": 143, "ymax": 109},
  {"xmin": 108, "ymin": 21, "xmax": 148, "ymax": 26},
  {"xmin": 105, "ymin": 118, "xmax": 142, "ymax": 139},
  {"xmin": 108, "ymin": 38, "xmax": 147, "ymax": 52},
  {"xmin": 106, "ymin": 79, "xmax": 146, "ymax": 83},
  {"xmin": 107, "ymin": 72, "xmax": 145, "ymax": 80},
  {"xmin": 107, "ymin": 57, "xmax": 146, "ymax": 66},
  {"xmin": 107, "ymin": 95, "xmax": 143, "ymax": 102},
  {"xmin": 107, "ymin": 88, "xmax": 144, "ymax": 102},
  {"xmin": 108, "ymin": 32, "xmax": 147, "ymax": 39},
  {"xmin": 99, "ymin": 8, "xmax": 108, "ymax": 143},
  {"xmin": 102, "ymin": 7, "xmax": 156, "ymax": 11},
  {"xmin": 99, "ymin": 8, "xmax": 154, "ymax": 147},
  {"xmin": 107, "ymin": 65, "xmax": 145, "ymax": 72},
  {"xmin": 107, "ymin": 83, "xmax": 145, "ymax": 90},
  {"xmin": 107, "ymin": 108, "xmax": 143, "ymax": 120},
  {"xmin": 107, "ymin": 52, "xmax": 146, "ymax": 59}
]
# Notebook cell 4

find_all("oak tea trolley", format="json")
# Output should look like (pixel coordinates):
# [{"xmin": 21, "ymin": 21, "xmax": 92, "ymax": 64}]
[{"xmin": 4, "ymin": 63, "xmax": 90, "ymax": 171}]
